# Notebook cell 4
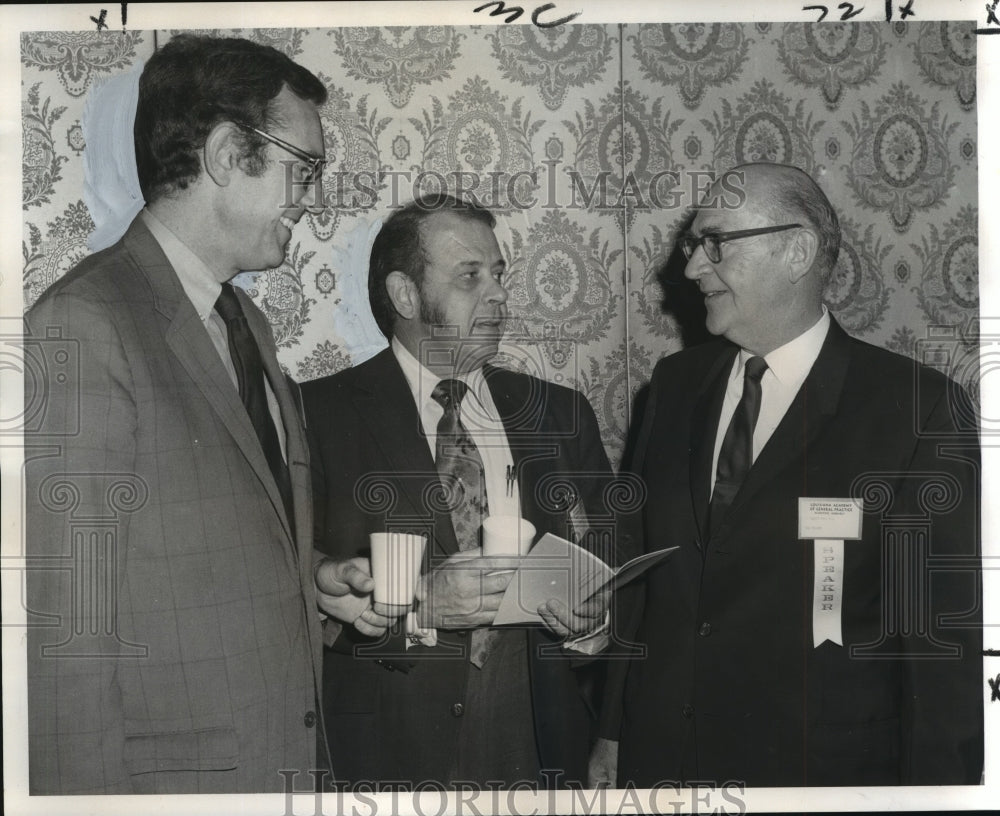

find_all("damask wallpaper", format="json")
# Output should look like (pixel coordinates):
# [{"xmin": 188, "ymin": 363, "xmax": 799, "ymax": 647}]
[{"xmin": 21, "ymin": 22, "xmax": 979, "ymax": 465}]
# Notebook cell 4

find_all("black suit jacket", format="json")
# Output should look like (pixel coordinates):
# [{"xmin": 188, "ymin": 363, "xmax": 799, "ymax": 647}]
[
  {"xmin": 303, "ymin": 348, "xmax": 619, "ymax": 785},
  {"xmin": 606, "ymin": 319, "xmax": 982, "ymax": 787}
]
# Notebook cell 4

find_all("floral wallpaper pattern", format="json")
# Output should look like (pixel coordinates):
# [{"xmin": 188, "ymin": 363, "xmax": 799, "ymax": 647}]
[{"xmin": 21, "ymin": 22, "xmax": 979, "ymax": 465}]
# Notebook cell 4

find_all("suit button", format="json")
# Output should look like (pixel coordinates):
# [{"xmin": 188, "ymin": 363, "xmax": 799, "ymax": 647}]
[
  {"xmin": 303, "ymin": 710, "xmax": 317, "ymax": 728},
  {"xmin": 698, "ymin": 622, "xmax": 712, "ymax": 637},
  {"xmin": 451, "ymin": 703, "xmax": 465, "ymax": 717},
  {"xmin": 681, "ymin": 705, "xmax": 694, "ymax": 719}
]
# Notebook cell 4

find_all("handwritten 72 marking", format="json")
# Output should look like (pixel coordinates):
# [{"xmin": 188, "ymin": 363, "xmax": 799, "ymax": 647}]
[
  {"xmin": 473, "ymin": 1, "xmax": 581, "ymax": 29},
  {"xmin": 803, "ymin": 0, "xmax": 915, "ymax": 22}
]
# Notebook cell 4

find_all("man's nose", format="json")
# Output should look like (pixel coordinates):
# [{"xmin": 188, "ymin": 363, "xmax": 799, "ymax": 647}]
[
  {"xmin": 299, "ymin": 176, "xmax": 325, "ymax": 214},
  {"xmin": 683, "ymin": 249, "xmax": 710, "ymax": 280},
  {"xmin": 486, "ymin": 276, "xmax": 509, "ymax": 304}
]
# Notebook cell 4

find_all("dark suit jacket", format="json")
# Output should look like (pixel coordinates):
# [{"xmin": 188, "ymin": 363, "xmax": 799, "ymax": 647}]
[
  {"xmin": 606, "ymin": 319, "xmax": 982, "ymax": 787},
  {"xmin": 25, "ymin": 217, "xmax": 325, "ymax": 793},
  {"xmin": 303, "ymin": 348, "xmax": 618, "ymax": 785}
]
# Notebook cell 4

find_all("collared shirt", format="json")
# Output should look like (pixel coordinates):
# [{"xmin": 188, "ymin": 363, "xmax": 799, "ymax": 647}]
[
  {"xmin": 140, "ymin": 209, "xmax": 286, "ymax": 460},
  {"xmin": 710, "ymin": 307, "xmax": 831, "ymax": 497},
  {"xmin": 393, "ymin": 337, "xmax": 611, "ymax": 653},
  {"xmin": 391, "ymin": 337, "xmax": 519, "ymax": 519}
]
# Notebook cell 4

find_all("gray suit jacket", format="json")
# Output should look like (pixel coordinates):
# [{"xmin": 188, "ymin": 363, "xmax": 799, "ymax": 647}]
[{"xmin": 24, "ymin": 217, "xmax": 325, "ymax": 794}]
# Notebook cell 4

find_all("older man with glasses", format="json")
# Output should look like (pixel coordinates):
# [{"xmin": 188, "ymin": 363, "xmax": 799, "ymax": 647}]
[{"xmin": 590, "ymin": 162, "xmax": 983, "ymax": 788}]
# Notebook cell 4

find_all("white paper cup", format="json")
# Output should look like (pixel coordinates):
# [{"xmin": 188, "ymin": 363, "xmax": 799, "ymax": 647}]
[
  {"xmin": 369, "ymin": 532, "xmax": 427, "ymax": 616},
  {"xmin": 482, "ymin": 515, "xmax": 536, "ymax": 557}
]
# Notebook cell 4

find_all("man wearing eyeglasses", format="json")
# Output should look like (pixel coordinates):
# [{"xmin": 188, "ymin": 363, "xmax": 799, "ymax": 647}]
[
  {"xmin": 24, "ymin": 34, "xmax": 387, "ymax": 794},
  {"xmin": 591, "ymin": 162, "xmax": 982, "ymax": 787}
]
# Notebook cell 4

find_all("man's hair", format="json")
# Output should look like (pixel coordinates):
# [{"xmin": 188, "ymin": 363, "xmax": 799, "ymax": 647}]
[
  {"xmin": 760, "ymin": 165, "xmax": 841, "ymax": 278},
  {"xmin": 368, "ymin": 196, "xmax": 497, "ymax": 339},
  {"xmin": 135, "ymin": 34, "xmax": 327, "ymax": 204}
]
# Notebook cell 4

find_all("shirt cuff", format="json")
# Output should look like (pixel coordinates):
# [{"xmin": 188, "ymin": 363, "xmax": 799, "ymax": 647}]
[
  {"xmin": 563, "ymin": 613, "xmax": 610, "ymax": 655},
  {"xmin": 404, "ymin": 611, "xmax": 438, "ymax": 648}
]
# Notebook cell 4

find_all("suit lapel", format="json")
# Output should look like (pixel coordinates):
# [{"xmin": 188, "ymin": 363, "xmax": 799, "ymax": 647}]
[
  {"xmin": 721, "ymin": 320, "xmax": 851, "ymax": 531},
  {"xmin": 482, "ymin": 365, "xmax": 531, "ymax": 473},
  {"xmin": 689, "ymin": 347, "xmax": 739, "ymax": 546},
  {"xmin": 123, "ymin": 220, "xmax": 296, "ymax": 552},
  {"xmin": 352, "ymin": 350, "xmax": 460, "ymax": 556}
]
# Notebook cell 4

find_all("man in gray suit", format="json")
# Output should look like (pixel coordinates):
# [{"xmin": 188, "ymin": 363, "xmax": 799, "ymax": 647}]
[{"xmin": 24, "ymin": 34, "xmax": 389, "ymax": 794}]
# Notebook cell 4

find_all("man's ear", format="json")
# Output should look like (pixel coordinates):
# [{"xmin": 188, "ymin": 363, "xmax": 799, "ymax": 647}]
[
  {"xmin": 202, "ymin": 122, "xmax": 241, "ymax": 187},
  {"xmin": 386, "ymin": 271, "xmax": 419, "ymax": 321},
  {"xmin": 786, "ymin": 226, "xmax": 820, "ymax": 284}
]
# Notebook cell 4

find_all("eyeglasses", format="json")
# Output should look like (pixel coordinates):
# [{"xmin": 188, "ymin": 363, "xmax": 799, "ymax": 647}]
[
  {"xmin": 679, "ymin": 223, "xmax": 802, "ymax": 264},
  {"xmin": 232, "ymin": 120, "xmax": 326, "ymax": 184}
]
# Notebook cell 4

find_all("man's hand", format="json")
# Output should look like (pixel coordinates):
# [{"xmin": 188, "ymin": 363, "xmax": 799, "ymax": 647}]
[
  {"xmin": 313, "ymin": 554, "xmax": 397, "ymax": 636},
  {"xmin": 414, "ymin": 549, "xmax": 517, "ymax": 629},
  {"xmin": 587, "ymin": 737, "xmax": 618, "ymax": 789},
  {"xmin": 538, "ymin": 588, "xmax": 610, "ymax": 639}
]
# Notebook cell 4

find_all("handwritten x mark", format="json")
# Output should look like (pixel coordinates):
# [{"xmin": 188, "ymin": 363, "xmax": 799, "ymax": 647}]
[
  {"xmin": 989, "ymin": 673, "xmax": 1000, "ymax": 703},
  {"xmin": 90, "ymin": 8, "xmax": 108, "ymax": 31}
]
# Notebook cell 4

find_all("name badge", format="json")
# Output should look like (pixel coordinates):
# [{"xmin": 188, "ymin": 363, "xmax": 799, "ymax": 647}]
[
  {"xmin": 799, "ymin": 498, "xmax": 864, "ymax": 648},
  {"xmin": 798, "ymin": 498, "xmax": 863, "ymax": 539}
]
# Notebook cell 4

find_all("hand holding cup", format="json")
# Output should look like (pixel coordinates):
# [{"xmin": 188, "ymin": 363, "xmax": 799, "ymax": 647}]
[{"xmin": 369, "ymin": 532, "xmax": 427, "ymax": 617}]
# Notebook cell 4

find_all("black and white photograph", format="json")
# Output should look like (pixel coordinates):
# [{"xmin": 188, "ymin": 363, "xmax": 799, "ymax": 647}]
[{"xmin": 2, "ymin": 1, "xmax": 996, "ymax": 814}]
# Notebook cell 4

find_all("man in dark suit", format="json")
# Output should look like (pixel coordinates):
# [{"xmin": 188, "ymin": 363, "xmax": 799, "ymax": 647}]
[
  {"xmin": 591, "ymin": 163, "xmax": 982, "ymax": 787},
  {"xmin": 304, "ymin": 196, "xmax": 619, "ymax": 787},
  {"xmin": 24, "ymin": 35, "xmax": 388, "ymax": 794}
]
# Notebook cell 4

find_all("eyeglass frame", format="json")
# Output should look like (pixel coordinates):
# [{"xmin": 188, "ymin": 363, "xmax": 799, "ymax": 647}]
[
  {"xmin": 679, "ymin": 223, "xmax": 803, "ymax": 264},
  {"xmin": 231, "ymin": 120, "xmax": 326, "ymax": 185}
]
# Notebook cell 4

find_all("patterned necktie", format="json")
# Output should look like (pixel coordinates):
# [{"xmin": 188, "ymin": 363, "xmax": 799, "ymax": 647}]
[
  {"xmin": 708, "ymin": 355, "xmax": 768, "ymax": 535},
  {"xmin": 215, "ymin": 283, "xmax": 295, "ymax": 537},
  {"xmin": 431, "ymin": 378, "xmax": 495, "ymax": 667}
]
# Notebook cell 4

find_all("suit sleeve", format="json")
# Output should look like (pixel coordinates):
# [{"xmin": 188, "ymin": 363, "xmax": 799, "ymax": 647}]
[
  {"xmin": 899, "ymin": 378, "xmax": 983, "ymax": 784},
  {"xmin": 24, "ymin": 290, "xmax": 137, "ymax": 794}
]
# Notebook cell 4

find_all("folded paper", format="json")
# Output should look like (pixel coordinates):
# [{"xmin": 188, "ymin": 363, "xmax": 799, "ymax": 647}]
[{"xmin": 492, "ymin": 533, "xmax": 677, "ymax": 626}]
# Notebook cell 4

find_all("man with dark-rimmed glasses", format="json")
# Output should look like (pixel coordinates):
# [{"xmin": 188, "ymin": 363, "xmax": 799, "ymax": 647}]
[
  {"xmin": 591, "ymin": 162, "xmax": 982, "ymax": 788},
  {"xmin": 25, "ymin": 33, "xmax": 388, "ymax": 794}
]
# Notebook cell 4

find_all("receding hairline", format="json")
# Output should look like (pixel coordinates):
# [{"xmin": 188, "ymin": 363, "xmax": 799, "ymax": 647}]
[{"xmin": 730, "ymin": 162, "xmax": 826, "ymax": 217}]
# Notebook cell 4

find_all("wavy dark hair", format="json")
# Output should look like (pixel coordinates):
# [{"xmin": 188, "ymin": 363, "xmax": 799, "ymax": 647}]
[
  {"xmin": 368, "ymin": 195, "xmax": 497, "ymax": 339},
  {"xmin": 135, "ymin": 34, "xmax": 327, "ymax": 204}
]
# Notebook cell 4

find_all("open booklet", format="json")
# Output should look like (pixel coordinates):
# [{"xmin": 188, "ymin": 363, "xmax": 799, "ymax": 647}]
[{"xmin": 492, "ymin": 533, "xmax": 678, "ymax": 626}]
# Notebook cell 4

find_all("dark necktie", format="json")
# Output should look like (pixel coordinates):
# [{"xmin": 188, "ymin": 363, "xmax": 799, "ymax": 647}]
[
  {"xmin": 431, "ymin": 378, "xmax": 495, "ymax": 667},
  {"xmin": 708, "ymin": 355, "xmax": 768, "ymax": 535},
  {"xmin": 215, "ymin": 283, "xmax": 295, "ymax": 537}
]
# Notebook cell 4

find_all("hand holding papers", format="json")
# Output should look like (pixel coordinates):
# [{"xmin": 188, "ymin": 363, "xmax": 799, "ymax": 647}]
[
  {"xmin": 414, "ymin": 549, "xmax": 517, "ymax": 629},
  {"xmin": 493, "ymin": 534, "xmax": 678, "ymax": 626}
]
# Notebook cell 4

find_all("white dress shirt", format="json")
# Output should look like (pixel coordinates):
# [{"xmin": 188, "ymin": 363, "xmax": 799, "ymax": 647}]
[
  {"xmin": 393, "ymin": 338, "xmax": 609, "ymax": 652},
  {"xmin": 140, "ymin": 209, "xmax": 287, "ymax": 461},
  {"xmin": 710, "ymin": 308, "xmax": 831, "ymax": 497},
  {"xmin": 392, "ymin": 337, "xmax": 519, "ymax": 519}
]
